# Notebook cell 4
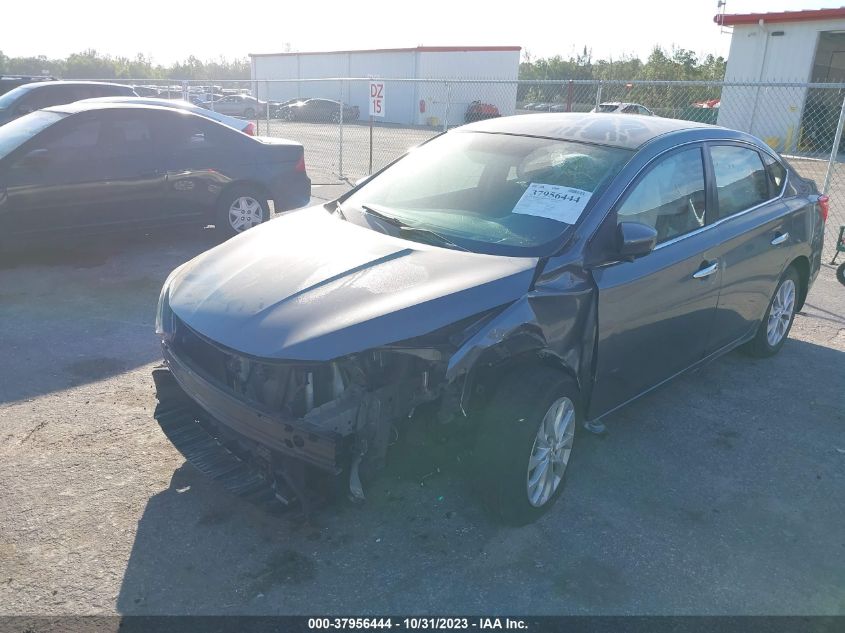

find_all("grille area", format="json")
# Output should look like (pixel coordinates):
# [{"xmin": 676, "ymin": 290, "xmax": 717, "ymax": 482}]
[{"xmin": 171, "ymin": 315, "xmax": 321, "ymax": 418}]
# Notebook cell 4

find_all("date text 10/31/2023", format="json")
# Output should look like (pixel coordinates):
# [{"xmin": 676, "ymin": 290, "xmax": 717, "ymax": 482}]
[{"xmin": 307, "ymin": 617, "xmax": 529, "ymax": 630}]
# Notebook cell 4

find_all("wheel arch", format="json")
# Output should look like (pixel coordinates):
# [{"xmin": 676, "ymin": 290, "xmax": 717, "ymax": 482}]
[
  {"xmin": 787, "ymin": 255, "xmax": 810, "ymax": 310},
  {"xmin": 215, "ymin": 180, "xmax": 274, "ymax": 213},
  {"xmin": 462, "ymin": 346, "xmax": 582, "ymax": 419}
]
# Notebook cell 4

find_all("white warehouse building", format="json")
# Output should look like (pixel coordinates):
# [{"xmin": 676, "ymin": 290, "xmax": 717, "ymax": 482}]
[
  {"xmin": 249, "ymin": 46, "xmax": 521, "ymax": 126},
  {"xmin": 716, "ymin": 7, "xmax": 845, "ymax": 153}
]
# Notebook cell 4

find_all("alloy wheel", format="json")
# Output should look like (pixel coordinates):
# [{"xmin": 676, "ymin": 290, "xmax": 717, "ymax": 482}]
[
  {"xmin": 766, "ymin": 278, "xmax": 796, "ymax": 347},
  {"xmin": 526, "ymin": 396, "xmax": 575, "ymax": 508}
]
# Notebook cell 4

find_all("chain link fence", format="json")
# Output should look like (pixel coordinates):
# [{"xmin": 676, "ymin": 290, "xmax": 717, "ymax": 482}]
[{"xmin": 103, "ymin": 77, "xmax": 845, "ymax": 259}]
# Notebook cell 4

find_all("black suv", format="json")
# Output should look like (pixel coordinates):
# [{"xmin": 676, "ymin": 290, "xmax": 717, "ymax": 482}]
[{"xmin": 0, "ymin": 81, "xmax": 137, "ymax": 126}]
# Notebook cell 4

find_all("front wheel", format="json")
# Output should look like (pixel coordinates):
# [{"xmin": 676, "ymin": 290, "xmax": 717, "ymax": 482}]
[
  {"xmin": 474, "ymin": 366, "xmax": 580, "ymax": 525},
  {"xmin": 837, "ymin": 261, "xmax": 845, "ymax": 286},
  {"xmin": 244, "ymin": 107, "xmax": 256, "ymax": 119},
  {"xmin": 216, "ymin": 187, "xmax": 268, "ymax": 238},
  {"xmin": 742, "ymin": 266, "xmax": 800, "ymax": 357}
]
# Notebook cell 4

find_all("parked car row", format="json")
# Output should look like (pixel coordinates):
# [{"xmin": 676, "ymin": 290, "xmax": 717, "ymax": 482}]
[{"xmin": 274, "ymin": 98, "xmax": 360, "ymax": 122}]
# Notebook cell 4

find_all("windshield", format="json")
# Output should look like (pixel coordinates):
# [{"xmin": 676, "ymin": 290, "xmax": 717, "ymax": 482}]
[
  {"xmin": 0, "ymin": 85, "xmax": 33, "ymax": 110},
  {"xmin": 341, "ymin": 131, "xmax": 632, "ymax": 256},
  {"xmin": 0, "ymin": 110, "xmax": 64, "ymax": 158}
]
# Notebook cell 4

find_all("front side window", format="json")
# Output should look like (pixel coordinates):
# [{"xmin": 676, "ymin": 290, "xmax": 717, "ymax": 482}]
[
  {"xmin": 711, "ymin": 145, "xmax": 770, "ymax": 218},
  {"xmin": 0, "ymin": 110, "xmax": 64, "ymax": 158},
  {"xmin": 616, "ymin": 147, "xmax": 706, "ymax": 244},
  {"xmin": 341, "ymin": 131, "xmax": 632, "ymax": 256}
]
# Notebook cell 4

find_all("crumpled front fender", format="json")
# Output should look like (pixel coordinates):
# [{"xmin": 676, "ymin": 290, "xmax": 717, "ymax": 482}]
[{"xmin": 446, "ymin": 265, "xmax": 597, "ymax": 402}]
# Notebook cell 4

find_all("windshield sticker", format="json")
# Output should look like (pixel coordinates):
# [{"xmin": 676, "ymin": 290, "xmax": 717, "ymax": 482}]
[{"xmin": 511, "ymin": 183, "xmax": 592, "ymax": 224}]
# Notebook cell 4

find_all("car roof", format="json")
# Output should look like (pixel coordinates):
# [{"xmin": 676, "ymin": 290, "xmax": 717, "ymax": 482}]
[
  {"xmin": 15, "ymin": 80, "xmax": 132, "ymax": 92},
  {"xmin": 459, "ymin": 113, "xmax": 721, "ymax": 150},
  {"xmin": 43, "ymin": 101, "xmax": 196, "ymax": 115}
]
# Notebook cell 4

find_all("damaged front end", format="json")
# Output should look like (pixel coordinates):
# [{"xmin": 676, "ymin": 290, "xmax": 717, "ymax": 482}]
[{"xmin": 154, "ymin": 309, "xmax": 473, "ymax": 511}]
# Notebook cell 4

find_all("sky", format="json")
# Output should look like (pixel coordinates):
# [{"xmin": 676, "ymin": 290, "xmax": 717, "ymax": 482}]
[{"xmin": 3, "ymin": 0, "xmax": 843, "ymax": 65}]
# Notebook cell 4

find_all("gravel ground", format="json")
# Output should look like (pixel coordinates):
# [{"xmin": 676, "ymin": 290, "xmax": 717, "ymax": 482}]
[{"xmin": 0, "ymin": 202, "xmax": 843, "ymax": 615}]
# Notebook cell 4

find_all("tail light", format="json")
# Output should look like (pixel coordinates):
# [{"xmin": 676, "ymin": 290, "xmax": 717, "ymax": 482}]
[
  {"xmin": 243, "ymin": 122, "xmax": 257, "ymax": 136},
  {"xmin": 295, "ymin": 154, "xmax": 306, "ymax": 173},
  {"xmin": 818, "ymin": 194, "xmax": 829, "ymax": 222}
]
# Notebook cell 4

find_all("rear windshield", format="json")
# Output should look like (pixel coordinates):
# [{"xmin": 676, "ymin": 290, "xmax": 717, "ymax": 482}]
[
  {"xmin": 0, "ymin": 110, "xmax": 64, "ymax": 158},
  {"xmin": 596, "ymin": 104, "xmax": 618, "ymax": 112},
  {"xmin": 341, "ymin": 131, "xmax": 632, "ymax": 256}
]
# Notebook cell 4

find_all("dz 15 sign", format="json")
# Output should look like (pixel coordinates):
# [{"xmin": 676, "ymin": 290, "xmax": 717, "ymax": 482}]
[{"xmin": 369, "ymin": 81, "xmax": 385, "ymax": 117}]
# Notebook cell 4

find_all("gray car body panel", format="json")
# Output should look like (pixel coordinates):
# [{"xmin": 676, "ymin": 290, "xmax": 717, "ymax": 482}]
[
  {"xmin": 165, "ymin": 115, "xmax": 823, "ymax": 422},
  {"xmin": 167, "ymin": 206, "xmax": 538, "ymax": 361}
]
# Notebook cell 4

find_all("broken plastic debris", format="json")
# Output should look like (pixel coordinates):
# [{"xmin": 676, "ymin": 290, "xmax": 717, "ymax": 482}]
[{"xmin": 175, "ymin": 486, "xmax": 191, "ymax": 493}]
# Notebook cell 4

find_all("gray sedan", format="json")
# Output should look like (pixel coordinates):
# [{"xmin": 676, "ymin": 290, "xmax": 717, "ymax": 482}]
[{"xmin": 153, "ymin": 113, "xmax": 826, "ymax": 525}]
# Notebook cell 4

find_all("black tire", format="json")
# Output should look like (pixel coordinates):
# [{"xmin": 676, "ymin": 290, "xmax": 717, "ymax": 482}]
[
  {"xmin": 215, "ymin": 185, "xmax": 269, "ymax": 239},
  {"xmin": 473, "ymin": 365, "xmax": 580, "ymax": 526},
  {"xmin": 742, "ymin": 265, "xmax": 800, "ymax": 358},
  {"xmin": 244, "ymin": 107, "xmax": 256, "ymax": 119},
  {"xmin": 837, "ymin": 262, "xmax": 845, "ymax": 287}
]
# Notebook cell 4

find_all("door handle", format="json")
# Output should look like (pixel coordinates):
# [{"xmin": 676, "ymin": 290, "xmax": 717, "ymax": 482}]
[
  {"xmin": 771, "ymin": 232, "xmax": 789, "ymax": 246},
  {"xmin": 692, "ymin": 261, "xmax": 719, "ymax": 279}
]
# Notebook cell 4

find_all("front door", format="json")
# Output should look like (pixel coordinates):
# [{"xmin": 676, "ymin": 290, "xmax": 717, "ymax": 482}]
[{"xmin": 589, "ymin": 145, "xmax": 722, "ymax": 419}]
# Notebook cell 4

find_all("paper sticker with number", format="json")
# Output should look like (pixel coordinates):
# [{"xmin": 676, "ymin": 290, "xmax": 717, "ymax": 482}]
[{"xmin": 511, "ymin": 183, "xmax": 592, "ymax": 224}]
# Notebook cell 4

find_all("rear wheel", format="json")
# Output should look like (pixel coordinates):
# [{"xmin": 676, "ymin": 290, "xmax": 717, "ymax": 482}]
[
  {"xmin": 474, "ymin": 366, "xmax": 579, "ymax": 525},
  {"xmin": 742, "ymin": 266, "xmax": 800, "ymax": 357},
  {"xmin": 837, "ymin": 262, "xmax": 845, "ymax": 286},
  {"xmin": 215, "ymin": 186, "xmax": 268, "ymax": 238}
]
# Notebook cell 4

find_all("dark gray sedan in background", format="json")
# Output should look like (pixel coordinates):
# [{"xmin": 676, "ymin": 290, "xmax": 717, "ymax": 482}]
[
  {"xmin": 154, "ymin": 114, "xmax": 826, "ymax": 525},
  {"xmin": 0, "ymin": 102, "xmax": 310, "ymax": 245}
]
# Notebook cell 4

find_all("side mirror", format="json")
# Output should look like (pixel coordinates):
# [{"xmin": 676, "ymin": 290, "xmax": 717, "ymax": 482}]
[
  {"xmin": 617, "ymin": 222, "xmax": 657, "ymax": 260},
  {"xmin": 19, "ymin": 148, "xmax": 50, "ymax": 168}
]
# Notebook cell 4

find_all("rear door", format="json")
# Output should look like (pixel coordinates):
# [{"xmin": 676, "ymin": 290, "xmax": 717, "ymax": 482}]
[
  {"xmin": 590, "ymin": 145, "xmax": 723, "ymax": 419},
  {"xmin": 706, "ymin": 144, "xmax": 795, "ymax": 351},
  {"xmin": 160, "ymin": 113, "xmax": 242, "ymax": 220}
]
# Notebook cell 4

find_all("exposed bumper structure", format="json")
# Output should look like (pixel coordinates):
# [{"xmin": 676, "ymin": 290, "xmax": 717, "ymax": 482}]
[{"xmin": 160, "ymin": 341, "xmax": 343, "ymax": 473}]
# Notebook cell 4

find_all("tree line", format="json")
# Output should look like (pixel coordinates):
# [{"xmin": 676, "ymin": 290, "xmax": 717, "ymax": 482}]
[
  {"xmin": 0, "ymin": 50, "xmax": 250, "ymax": 81},
  {"xmin": 518, "ymin": 46, "xmax": 727, "ymax": 113}
]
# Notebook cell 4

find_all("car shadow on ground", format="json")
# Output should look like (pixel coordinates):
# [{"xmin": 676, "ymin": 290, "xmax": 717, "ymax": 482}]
[
  {"xmin": 116, "ymin": 338, "xmax": 845, "ymax": 615},
  {"xmin": 0, "ymin": 226, "xmax": 225, "ymax": 405}
]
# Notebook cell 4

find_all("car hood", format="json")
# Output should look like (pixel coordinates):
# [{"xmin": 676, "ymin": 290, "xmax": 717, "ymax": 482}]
[{"xmin": 168, "ymin": 206, "xmax": 539, "ymax": 361}]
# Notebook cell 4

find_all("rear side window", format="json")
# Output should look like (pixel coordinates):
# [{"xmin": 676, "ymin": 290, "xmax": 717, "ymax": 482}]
[
  {"xmin": 616, "ymin": 147, "xmax": 706, "ymax": 244},
  {"xmin": 761, "ymin": 152, "xmax": 787, "ymax": 195},
  {"xmin": 711, "ymin": 145, "xmax": 770, "ymax": 218}
]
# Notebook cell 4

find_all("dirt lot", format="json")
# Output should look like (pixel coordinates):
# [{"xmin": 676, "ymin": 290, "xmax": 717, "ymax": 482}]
[{"xmin": 1, "ymin": 194, "xmax": 844, "ymax": 615}]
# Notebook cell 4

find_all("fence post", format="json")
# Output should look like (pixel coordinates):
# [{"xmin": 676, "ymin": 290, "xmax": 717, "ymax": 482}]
[
  {"xmin": 338, "ymin": 79, "xmax": 345, "ymax": 180},
  {"xmin": 823, "ymin": 92, "xmax": 845, "ymax": 194},
  {"xmin": 265, "ymin": 80, "xmax": 270, "ymax": 135},
  {"xmin": 443, "ymin": 82, "xmax": 451, "ymax": 132},
  {"xmin": 595, "ymin": 81, "xmax": 603, "ymax": 109}
]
